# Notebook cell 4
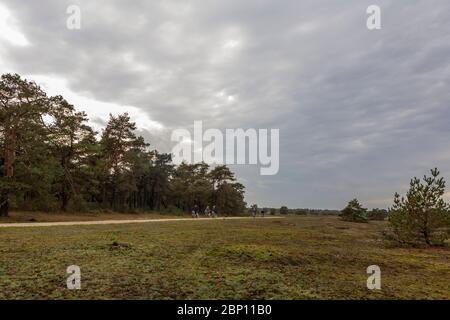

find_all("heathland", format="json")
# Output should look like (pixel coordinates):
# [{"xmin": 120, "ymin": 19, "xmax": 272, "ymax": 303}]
[{"xmin": 0, "ymin": 215, "xmax": 448, "ymax": 299}]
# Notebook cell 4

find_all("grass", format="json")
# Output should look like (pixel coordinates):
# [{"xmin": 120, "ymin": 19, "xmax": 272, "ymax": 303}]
[{"xmin": 0, "ymin": 215, "xmax": 448, "ymax": 299}]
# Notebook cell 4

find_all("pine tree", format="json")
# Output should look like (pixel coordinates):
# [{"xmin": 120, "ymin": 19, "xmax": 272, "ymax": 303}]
[
  {"xmin": 99, "ymin": 113, "xmax": 149, "ymax": 211},
  {"xmin": 47, "ymin": 96, "xmax": 97, "ymax": 211},
  {"xmin": 340, "ymin": 199, "xmax": 368, "ymax": 223},
  {"xmin": 388, "ymin": 168, "xmax": 450, "ymax": 246},
  {"xmin": 0, "ymin": 74, "xmax": 49, "ymax": 216}
]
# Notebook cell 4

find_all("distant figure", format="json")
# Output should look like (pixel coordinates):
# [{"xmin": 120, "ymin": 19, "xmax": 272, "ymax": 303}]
[
  {"xmin": 211, "ymin": 205, "xmax": 218, "ymax": 218},
  {"xmin": 252, "ymin": 206, "xmax": 257, "ymax": 218},
  {"xmin": 192, "ymin": 205, "xmax": 199, "ymax": 218},
  {"xmin": 261, "ymin": 209, "xmax": 265, "ymax": 218},
  {"xmin": 204, "ymin": 205, "xmax": 211, "ymax": 217}
]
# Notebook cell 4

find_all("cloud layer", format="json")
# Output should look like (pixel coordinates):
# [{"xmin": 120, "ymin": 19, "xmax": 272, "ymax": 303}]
[{"xmin": 1, "ymin": 0, "xmax": 450, "ymax": 208}]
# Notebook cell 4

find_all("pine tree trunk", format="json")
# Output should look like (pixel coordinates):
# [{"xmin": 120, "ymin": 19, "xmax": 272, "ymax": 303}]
[
  {"xmin": 423, "ymin": 230, "xmax": 431, "ymax": 246},
  {"xmin": 61, "ymin": 192, "xmax": 69, "ymax": 212},
  {"xmin": 60, "ymin": 156, "xmax": 70, "ymax": 212},
  {"xmin": 1, "ymin": 128, "xmax": 16, "ymax": 217},
  {"xmin": 0, "ymin": 190, "xmax": 8, "ymax": 217}
]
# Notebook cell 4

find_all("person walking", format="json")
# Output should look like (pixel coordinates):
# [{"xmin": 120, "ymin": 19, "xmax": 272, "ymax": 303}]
[
  {"xmin": 251, "ymin": 204, "xmax": 258, "ymax": 218},
  {"xmin": 204, "ymin": 205, "xmax": 211, "ymax": 217},
  {"xmin": 192, "ymin": 204, "xmax": 199, "ymax": 218},
  {"xmin": 211, "ymin": 205, "xmax": 218, "ymax": 218}
]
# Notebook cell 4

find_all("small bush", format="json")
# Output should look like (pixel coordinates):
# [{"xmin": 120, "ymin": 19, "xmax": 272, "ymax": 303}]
[{"xmin": 339, "ymin": 199, "xmax": 368, "ymax": 223}]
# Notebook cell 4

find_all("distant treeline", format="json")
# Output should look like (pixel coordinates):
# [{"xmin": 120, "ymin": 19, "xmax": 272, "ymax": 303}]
[
  {"xmin": 258, "ymin": 206, "xmax": 388, "ymax": 218},
  {"xmin": 291, "ymin": 208, "xmax": 341, "ymax": 215},
  {"xmin": 0, "ymin": 74, "xmax": 246, "ymax": 216},
  {"xmin": 256, "ymin": 207, "xmax": 340, "ymax": 216}
]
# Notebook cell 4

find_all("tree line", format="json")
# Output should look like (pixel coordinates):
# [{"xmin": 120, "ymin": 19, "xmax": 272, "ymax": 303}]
[
  {"xmin": 0, "ymin": 74, "xmax": 246, "ymax": 216},
  {"xmin": 250, "ymin": 206, "xmax": 341, "ymax": 216}
]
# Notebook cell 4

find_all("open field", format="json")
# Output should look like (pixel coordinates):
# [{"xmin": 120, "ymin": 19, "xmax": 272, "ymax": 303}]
[{"xmin": 0, "ymin": 215, "xmax": 448, "ymax": 299}]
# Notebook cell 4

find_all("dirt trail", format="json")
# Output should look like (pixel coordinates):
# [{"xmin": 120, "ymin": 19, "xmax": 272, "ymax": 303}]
[{"xmin": 0, "ymin": 216, "xmax": 282, "ymax": 228}]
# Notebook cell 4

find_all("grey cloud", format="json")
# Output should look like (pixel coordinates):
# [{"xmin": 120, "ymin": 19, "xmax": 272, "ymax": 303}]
[{"xmin": 1, "ymin": 0, "xmax": 450, "ymax": 208}]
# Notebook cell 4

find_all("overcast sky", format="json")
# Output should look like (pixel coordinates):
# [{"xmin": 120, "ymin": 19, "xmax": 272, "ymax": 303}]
[{"xmin": 1, "ymin": 0, "xmax": 450, "ymax": 209}]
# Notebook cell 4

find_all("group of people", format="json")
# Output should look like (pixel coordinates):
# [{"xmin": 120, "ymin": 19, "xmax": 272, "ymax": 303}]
[{"xmin": 191, "ymin": 205, "xmax": 218, "ymax": 218}]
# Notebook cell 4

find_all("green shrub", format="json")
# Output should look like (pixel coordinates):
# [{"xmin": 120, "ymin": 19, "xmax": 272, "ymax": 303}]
[
  {"xmin": 367, "ymin": 208, "xmax": 388, "ymax": 221},
  {"xmin": 339, "ymin": 199, "xmax": 368, "ymax": 223}
]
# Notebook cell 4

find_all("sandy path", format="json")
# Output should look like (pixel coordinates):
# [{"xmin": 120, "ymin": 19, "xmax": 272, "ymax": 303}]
[{"xmin": 0, "ymin": 216, "xmax": 282, "ymax": 228}]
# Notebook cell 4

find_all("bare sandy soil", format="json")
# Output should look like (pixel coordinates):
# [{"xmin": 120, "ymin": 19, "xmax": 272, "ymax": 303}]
[{"xmin": 0, "ymin": 215, "xmax": 281, "ymax": 228}]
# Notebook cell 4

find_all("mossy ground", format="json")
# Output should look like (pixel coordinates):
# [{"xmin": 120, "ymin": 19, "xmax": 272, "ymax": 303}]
[{"xmin": 0, "ymin": 216, "xmax": 448, "ymax": 299}]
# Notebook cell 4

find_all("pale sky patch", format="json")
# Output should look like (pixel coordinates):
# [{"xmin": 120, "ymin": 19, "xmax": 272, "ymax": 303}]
[
  {"xmin": 27, "ymin": 74, "xmax": 164, "ymax": 132},
  {"xmin": 0, "ymin": 4, "xmax": 29, "ymax": 46}
]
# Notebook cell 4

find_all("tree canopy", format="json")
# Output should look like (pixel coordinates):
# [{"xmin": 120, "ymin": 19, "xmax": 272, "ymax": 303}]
[{"xmin": 0, "ymin": 74, "xmax": 246, "ymax": 216}]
